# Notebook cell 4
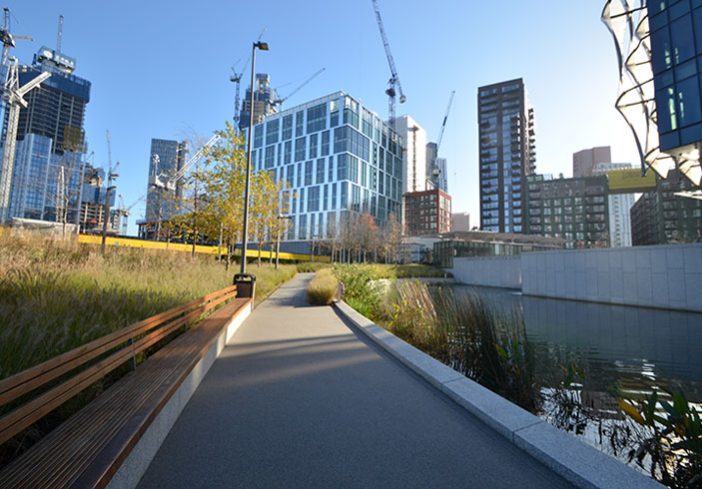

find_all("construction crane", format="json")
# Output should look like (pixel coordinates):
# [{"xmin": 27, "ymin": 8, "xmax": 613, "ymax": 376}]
[
  {"xmin": 435, "ymin": 91, "xmax": 455, "ymax": 155},
  {"xmin": 230, "ymin": 29, "xmax": 267, "ymax": 129},
  {"xmin": 117, "ymin": 193, "xmax": 146, "ymax": 235},
  {"xmin": 409, "ymin": 126, "xmax": 419, "ymax": 192},
  {"xmin": 100, "ymin": 130, "xmax": 119, "ymax": 252},
  {"xmin": 0, "ymin": 8, "xmax": 32, "ymax": 77},
  {"xmin": 230, "ymin": 59, "xmax": 247, "ymax": 129},
  {"xmin": 271, "ymin": 68, "xmax": 326, "ymax": 108},
  {"xmin": 0, "ymin": 10, "xmax": 49, "ymax": 223},
  {"xmin": 56, "ymin": 15, "xmax": 63, "ymax": 54},
  {"xmin": 151, "ymin": 134, "xmax": 220, "ymax": 192},
  {"xmin": 371, "ymin": 0, "xmax": 406, "ymax": 128}
]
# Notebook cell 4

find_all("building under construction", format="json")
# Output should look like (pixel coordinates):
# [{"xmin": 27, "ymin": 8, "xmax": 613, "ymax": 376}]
[
  {"xmin": 145, "ymin": 138, "xmax": 187, "ymax": 223},
  {"xmin": 2, "ymin": 43, "xmax": 91, "ymax": 224},
  {"xmin": 238, "ymin": 73, "xmax": 279, "ymax": 131}
]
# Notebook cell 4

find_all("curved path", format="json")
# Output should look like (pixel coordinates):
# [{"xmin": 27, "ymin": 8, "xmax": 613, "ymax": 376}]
[{"xmin": 138, "ymin": 274, "xmax": 575, "ymax": 489}]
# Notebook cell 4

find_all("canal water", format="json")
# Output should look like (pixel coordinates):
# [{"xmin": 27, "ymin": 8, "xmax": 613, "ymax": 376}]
[{"xmin": 451, "ymin": 285, "xmax": 702, "ymax": 404}]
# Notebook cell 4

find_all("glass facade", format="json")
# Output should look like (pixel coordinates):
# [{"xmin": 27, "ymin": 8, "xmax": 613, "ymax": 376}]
[
  {"xmin": 648, "ymin": 0, "xmax": 702, "ymax": 151},
  {"xmin": 3, "ymin": 47, "xmax": 92, "ymax": 224},
  {"xmin": 146, "ymin": 139, "xmax": 188, "ymax": 221},
  {"xmin": 9, "ymin": 133, "xmax": 86, "ymax": 223},
  {"xmin": 631, "ymin": 168, "xmax": 702, "ymax": 244},
  {"xmin": 248, "ymin": 92, "xmax": 403, "ymax": 241},
  {"xmin": 16, "ymin": 62, "xmax": 90, "ymax": 155},
  {"xmin": 478, "ymin": 78, "xmax": 536, "ymax": 234},
  {"xmin": 239, "ymin": 74, "xmax": 279, "ymax": 131}
]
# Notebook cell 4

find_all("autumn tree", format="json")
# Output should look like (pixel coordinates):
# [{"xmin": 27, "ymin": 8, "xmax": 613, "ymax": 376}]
[
  {"xmin": 357, "ymin": 213, "xmax": 380, "ymax": 262},
  {"xmin": 199, "ymin": 122, "xmax": 247, "ymax": 270},
  {"xmin": 251, "ymin": 170, "xmax": 279, "ymax": 267},
  {"xmin": 383, "ymin": 212, "xmax": 403, "ymax": 263}
]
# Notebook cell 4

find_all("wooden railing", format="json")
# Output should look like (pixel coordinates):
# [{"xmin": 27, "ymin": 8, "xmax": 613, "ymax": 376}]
[{"xmin": 0, "ymin": 284, "xmax": 237, "ymax": 446}]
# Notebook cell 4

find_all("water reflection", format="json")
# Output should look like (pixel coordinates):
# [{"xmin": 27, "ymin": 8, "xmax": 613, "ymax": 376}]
[{"xmin": 452, "ymin": 285, "xmax": 702, "ymax": 402}]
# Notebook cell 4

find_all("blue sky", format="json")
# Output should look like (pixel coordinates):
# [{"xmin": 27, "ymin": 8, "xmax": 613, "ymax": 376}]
[{"xmin": 8, "ymin": 0, "xmax": 637, "ymax": 233}]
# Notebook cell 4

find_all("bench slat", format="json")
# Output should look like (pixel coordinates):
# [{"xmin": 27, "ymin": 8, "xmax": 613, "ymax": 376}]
[
  {"xmin": 0, "ymin": 285, "xmax": 235, "ymax": 405},
  {"xmin": 0, "ymin": 298, "xmax": 250, "ymax": 488}
]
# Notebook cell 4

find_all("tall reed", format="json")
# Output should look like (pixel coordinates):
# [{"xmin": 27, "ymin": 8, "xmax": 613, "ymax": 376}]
[
  {"xmin": 385, "ymin": 281, "xmax": 540, "ymax": 412},
  {"xmin": 0, "ymin": 232, "xmax": 294, "ymax": 380}
]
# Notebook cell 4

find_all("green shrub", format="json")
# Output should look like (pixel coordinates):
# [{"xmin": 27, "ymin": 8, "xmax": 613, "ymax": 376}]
[
  {"xmin": 307, "ymin": 269, "xmax": 339, "ymax": 305},
  {"xmin": 333, "ymin": 264, "xmax": 384, "ymax": 318},
  {"xmin": 393, "ymin": 263, "xmax": 451, "ymax": 278}
]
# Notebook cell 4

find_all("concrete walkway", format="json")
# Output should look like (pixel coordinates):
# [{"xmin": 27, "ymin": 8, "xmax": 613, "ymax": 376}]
[{"xmin": 138, "ymin": 274, "xmax": 575, "ymax": 489}]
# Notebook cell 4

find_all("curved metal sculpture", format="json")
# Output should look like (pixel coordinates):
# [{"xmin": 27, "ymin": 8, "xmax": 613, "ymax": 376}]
[{"xmin": 601, "ymin": 0, "xmax": 701, "ymax": 187}]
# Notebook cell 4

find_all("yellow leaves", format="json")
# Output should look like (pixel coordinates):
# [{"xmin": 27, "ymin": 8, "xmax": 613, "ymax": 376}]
[{"xmin": 618, "ymin": 399, "xmax": 646, "ymax": 426}]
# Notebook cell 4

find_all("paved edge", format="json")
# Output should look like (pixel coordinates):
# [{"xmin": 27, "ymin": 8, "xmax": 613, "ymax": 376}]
[
  {"xmin": 107, "ymin": 300, "xmax": 253, "ymax": 489},
  {"xmin": 334, "ymin": 300, "xmax": 663, "ymax": 489}
]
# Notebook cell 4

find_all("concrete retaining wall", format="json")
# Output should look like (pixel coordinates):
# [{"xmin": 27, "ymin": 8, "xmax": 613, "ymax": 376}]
[
  {"xmin": 448, "ymin": 244, "xmax": 702, "ymax": 313},
  {"xmin": 450, "ymin": 255, "xmax": 521, "ymax": 289},
  {"xmin": 335, "ymin": 301, "xmax": 663, "ymax": 489},
  {"xmin": 521, "ymin": 244, "xmax": 702, "ymax": 312}
]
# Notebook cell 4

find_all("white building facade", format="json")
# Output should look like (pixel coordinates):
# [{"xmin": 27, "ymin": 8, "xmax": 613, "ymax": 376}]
[
  {"xmin": 594, "ymin": 162, "xmax": 635, "ymax": 247},
  {"xmin": 395, "ymin": 115, "xmax": 428, "ymax": 194}
]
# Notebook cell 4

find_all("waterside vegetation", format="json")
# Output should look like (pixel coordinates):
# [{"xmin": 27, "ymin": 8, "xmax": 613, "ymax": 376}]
[{"xmin": 332, "ymin": 264, "xmax": 701, "ymax": 489}]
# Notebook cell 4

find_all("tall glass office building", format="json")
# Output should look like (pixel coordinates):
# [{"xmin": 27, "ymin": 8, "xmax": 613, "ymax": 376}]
[
  {"xmin": 248, "ymin": 92, "xmax": 404, "ymax": 242},
  {"xmin": 649, "ymin": 1, "xmax": 702, "ymax": 155},
  {"xmin": 602, "ymin": 0, "xmax": 702, "ymax": 187},
  {"xmin": 477, "ymin": 78, "xmax": 536, "ymax": 233}
]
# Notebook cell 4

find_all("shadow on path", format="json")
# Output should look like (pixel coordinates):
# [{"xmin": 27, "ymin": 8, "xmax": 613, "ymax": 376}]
[{"xmin": 137, "ymin": 274, "xmax": 575, "ymax": 489}]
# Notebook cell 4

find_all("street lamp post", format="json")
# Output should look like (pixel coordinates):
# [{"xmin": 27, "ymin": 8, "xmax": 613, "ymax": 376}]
[{"xmin": 240, "ymin": 40, "xmax": 269, "ymax": 275}]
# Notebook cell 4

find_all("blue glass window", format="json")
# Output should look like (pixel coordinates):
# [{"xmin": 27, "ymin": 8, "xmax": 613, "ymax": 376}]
[
  {"xmin": 282, "ymin": 115, "xmax": 293, "ymax": 140},
  {"xmin": 678, "ymin": 75, "xmax": 702, "ymax": 126},
  {"xmin": 294, "ymin": 137, "xmax": 306, "ymax": 162},
  {"xmin": 671, "ymin": 15, "xmax": 695, "ymax": 64}
]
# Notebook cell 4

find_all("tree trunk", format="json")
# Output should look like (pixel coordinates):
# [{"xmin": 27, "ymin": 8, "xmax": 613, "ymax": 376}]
[
  {"xmin": 257, "ymin": 241, "xmax": 262, "ymax": 267},
  {"xmin": 225, "ymin": 241, "xmax": 231, "ymax": 271}
]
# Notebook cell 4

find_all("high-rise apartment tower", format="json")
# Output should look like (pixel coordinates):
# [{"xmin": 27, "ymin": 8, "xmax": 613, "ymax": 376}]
[{"xmin": 478, "ymin": 78, "xmax": 536, "ymax": 233}]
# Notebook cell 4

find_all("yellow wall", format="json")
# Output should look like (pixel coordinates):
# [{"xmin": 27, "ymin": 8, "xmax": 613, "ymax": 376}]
[
  {"xmin": 77, "ymin": 234, "xmax": 330, "ymax": 262},
  {"xmin": 607, "ymin": 169, "xmax": 656, "ymax": 193}
]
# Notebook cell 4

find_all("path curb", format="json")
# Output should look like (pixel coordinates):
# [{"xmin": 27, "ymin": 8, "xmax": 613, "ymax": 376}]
[{"xmin": 334, "ymin": 300, "xmax": 663, "ymax": 489}]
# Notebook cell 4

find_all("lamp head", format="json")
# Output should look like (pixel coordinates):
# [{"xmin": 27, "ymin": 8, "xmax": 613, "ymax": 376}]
[{"xmin": 255, "ymin": 41, "xmax": 269, "ymax": 51}]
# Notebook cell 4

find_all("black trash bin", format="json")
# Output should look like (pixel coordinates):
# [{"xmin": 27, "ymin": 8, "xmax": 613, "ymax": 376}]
[{"xmin": 233, "ymin": 273, "xmax": 256, "ymax": 298}]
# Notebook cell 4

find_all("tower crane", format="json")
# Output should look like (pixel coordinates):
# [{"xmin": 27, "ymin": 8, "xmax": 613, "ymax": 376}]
[
  {"xmin": 56, "ymin": 15, "xmax": 63, "ymax": 54},
  {"xmin": 371, "ymin": 0, "xmax": 406, "ymax": 129},
  {"xmin": 117, "ymin": 193, "xmax": 146, "ymax": 235},
  {"xmin": 230, "ymin": 29, "xmax": 267, "ymax": 129},
  {"xmin": 101, "ymin": 130, "xmax": 119, "ymax": 252},
  {"xmin": 271, "ymin": 68, "xmax": 326, "ymax": 108},
  {"xmin": 230, "ymin": 59, "xmax": 248, "ymax": 129},
  {"xmin": 435, "ymin": 91, "xmax": 455, "ymax": 156},
  {"xmin": 0, "ymin": 9, "xmax": 49, "ymax": 223},
  {"xmin": 429, "ymin": 91, "xmax": 455, "ymax": 189},
  {"xmin": 0, "ymin": 8, "xmax": 32, "ymax": 76},
  {"xmin": 151, "ymin": 134, "xmax": 220, "ymax": 192}
]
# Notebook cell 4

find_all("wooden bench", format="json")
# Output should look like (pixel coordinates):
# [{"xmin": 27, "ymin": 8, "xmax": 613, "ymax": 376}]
[{"xmin": 0, "ymin": 285, "xmax": 252, "ymax": 488}]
